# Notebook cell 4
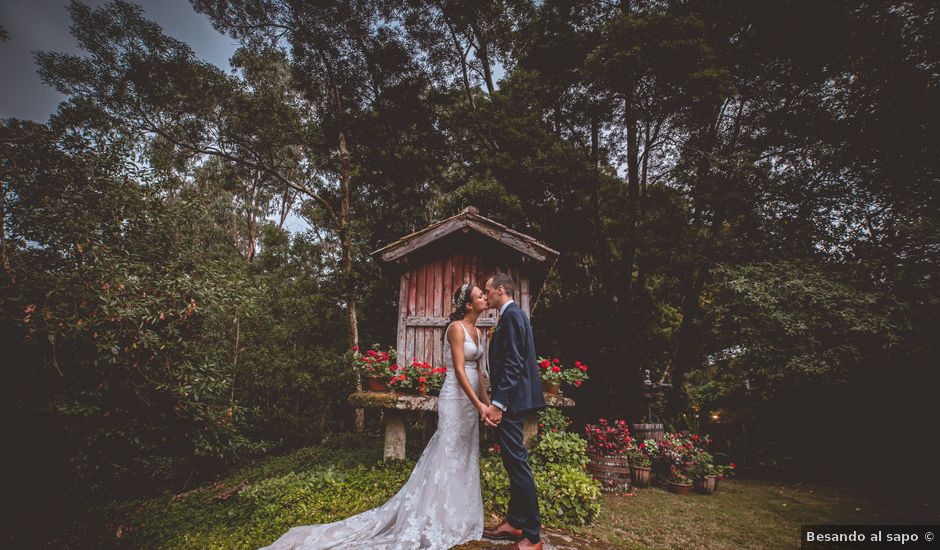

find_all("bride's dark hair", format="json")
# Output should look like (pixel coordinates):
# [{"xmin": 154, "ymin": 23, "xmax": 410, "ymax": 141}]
[{"xmin": 443, "ymin": 282, "xmax": 474, "ymax": 345}]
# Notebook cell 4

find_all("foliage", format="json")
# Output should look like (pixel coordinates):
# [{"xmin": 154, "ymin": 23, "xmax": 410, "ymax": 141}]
[
  {"xmin": 537, "ymin": 355, "xmax": 590, "ymax": 388},
  {"xmin": 530, "ymin": 431, "xmax": 590, "ymax": 470},
  {"xmin": 387, "ymin": 359, "xmax": 446, "ymax": 394},
  {"xmin": 480, "ymin": 455, "xmax": 600, "ymax": 527},
  {"xmin": 626, "ymin": 446, "xmax": 651, "ymax": 469},
  {"xmin": 537, "ymin": 407, "xmax": 573, "ymax": 436},
  {"xmin": 667, "ymin": 465, "xmax": 692, "ymax": 486},
  {"xmin": 584, "ymin": 419, "xmax": 633, "ymax": 457},
  {"xmin": 354, "ymin": 344, "xmax": 395, "ymax": 378}
]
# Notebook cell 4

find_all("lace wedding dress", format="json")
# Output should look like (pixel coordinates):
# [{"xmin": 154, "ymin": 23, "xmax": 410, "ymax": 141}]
[{"xmin": 260, "ymin": 322, "xmax": 485, "ymax": 550}]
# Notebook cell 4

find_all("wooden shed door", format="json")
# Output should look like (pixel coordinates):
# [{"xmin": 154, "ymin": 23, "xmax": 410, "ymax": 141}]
[{"xmin": 396, "ymin": 256, "xmax": 530, "ymax": 369}]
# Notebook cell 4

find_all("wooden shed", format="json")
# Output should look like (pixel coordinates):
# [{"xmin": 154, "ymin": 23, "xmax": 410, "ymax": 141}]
[{"xmin": 371, "ymin": 206, "xmax": 559, "ymax": 370}]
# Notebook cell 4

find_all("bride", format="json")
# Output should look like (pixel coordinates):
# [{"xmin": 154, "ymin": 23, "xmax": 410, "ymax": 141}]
[{"xmin": 261, "ymin": 282, "xmax": 492, "ymax": 550}]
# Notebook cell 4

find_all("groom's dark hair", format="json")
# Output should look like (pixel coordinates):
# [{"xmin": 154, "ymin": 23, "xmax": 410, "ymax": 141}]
[{"xmin": 489, "ymin": 272, "xmax": 516, "ymax": 298}]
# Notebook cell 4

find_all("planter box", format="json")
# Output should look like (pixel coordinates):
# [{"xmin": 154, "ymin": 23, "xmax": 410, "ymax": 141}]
[
  {"xmin": 587, "ymin": 454, "xmax": 631, "ymax": 492},
  {"xmin": 666, "ymin": 480, "xmax": 693, "ymax": 495},
  {"xmin": 631, "ymin": 465, "xmax": 652, "ymax": 488},
  {"xmin": 366, "ymin": 377, "xmax": 388, "ymax": 392},
  {"xmin": 694, "ymin": 475, "xmax": 717, "ymax": 495}
]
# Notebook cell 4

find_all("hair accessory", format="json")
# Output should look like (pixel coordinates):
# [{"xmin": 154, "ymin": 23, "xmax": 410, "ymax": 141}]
[{"xmin": 451, "ymin": 282, "xmax": 471, "ymax": 310}]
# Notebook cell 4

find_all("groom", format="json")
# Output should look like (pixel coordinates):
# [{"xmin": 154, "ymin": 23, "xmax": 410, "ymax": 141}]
[{"xmin": 482, "ymin": 273, "xmax": 546, "ymax": 550}]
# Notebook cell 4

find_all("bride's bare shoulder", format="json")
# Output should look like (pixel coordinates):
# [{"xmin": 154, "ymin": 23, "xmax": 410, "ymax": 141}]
[{"xmin": 446, "ymin": 321, "xmax": 465, "ymax": 341}]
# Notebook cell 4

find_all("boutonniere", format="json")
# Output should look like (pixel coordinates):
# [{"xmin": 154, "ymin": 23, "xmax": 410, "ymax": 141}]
[{"xmin": 488, "ymin": 325, "xmax": 497, "ymax": 341}]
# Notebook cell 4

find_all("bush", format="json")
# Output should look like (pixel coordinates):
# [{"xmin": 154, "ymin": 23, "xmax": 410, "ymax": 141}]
[
  {"xmin": 530, "ymin": 431, "xmax": 589, "ymax": 469},
  {"xmin": 481, "ymin": 430, "xmax": 600, "ymax": 526},
  {"xmin": 537, "ymin": 408, "xmax": 572, "ymax": 435}
]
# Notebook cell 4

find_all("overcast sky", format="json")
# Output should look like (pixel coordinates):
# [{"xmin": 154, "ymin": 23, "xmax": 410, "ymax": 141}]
[{"xmin": 1, "ymin": 0, "xmax": 238, "ymax": 122}]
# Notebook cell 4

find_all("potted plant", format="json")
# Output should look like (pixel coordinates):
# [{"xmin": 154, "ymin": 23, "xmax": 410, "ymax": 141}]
[
  {"xmin": 389, "ymin": 359, "xmax": 444, "ymax": 395},
  {"xmin": 689, "ymin": 450, "xmax": 717, "ymax": 495},
  {"xmin": 537, "ymin": 356, "xmax": 590, "ymax": 395},
  {"xmin": 626, "ymin": 442, "xmax": 653, "ymax": 488},
  {"xmin": 655, "ymin": 432, "xmax": 698, "ymax": 486},
  {"xmin": 713, "ymin": 462, "xmax": 736, "ymax": 491},
  {"xmin": 354, "ymin": 344, "xmax": 395, "ymax": 392},
  {"xmin": 584, "ymin": 419, "xmax": 632, "ymax": 492},
  {"xmin": 665, "ymin": 465, "xmax": 693, "ymax": 495},
  {"xmin": 537, "ymin": 356, "xmax": 563, "ymax": 394}
]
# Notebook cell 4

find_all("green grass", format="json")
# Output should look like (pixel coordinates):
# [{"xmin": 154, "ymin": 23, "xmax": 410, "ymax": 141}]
[
  {"xmin": 39, "ymin": 433, "xmax": 939, "ymax": 549},
  {"xmin": 566, "ymin": 479, "xmax": 939, "ymax": 550}
]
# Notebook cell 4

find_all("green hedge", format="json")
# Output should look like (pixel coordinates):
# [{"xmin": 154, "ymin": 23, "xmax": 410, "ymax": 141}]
[{"xmin": 481, "ymin": 431, "xmax": 600, "ymax": 526}]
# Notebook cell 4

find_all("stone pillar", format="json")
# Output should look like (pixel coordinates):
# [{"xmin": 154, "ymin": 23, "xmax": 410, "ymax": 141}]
[
  {"xmin": 384, "ymin": 410, "xmax": 406, "ymax": 460},
  {"xmin": 523, "ymin": 412, "xmax": 538, "ymax": 447}
]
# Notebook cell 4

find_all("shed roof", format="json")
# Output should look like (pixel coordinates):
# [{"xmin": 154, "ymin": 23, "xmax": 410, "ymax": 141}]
[{"xmin": 371, "ymin": 207, "xmax": 559, "ymax": 264}]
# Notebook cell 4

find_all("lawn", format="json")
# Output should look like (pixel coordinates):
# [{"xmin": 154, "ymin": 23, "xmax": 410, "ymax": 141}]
[{"xmin": 39, "ymin": 434, "xmax": 937, "ymax": 549}]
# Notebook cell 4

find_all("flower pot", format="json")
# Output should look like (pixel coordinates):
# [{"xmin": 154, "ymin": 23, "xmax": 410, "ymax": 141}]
[
  {"xmin": 366, "ymin": 376, "xmax": 388, "ymax": 392},
  {"xmin": 630, "ymin": 423, "xmax": 665, "ymax": 443},
  {"xmin": 587, "ymin": 454, "xmax": 631, "ymax": 492},
  {"xmin": 541, "ymin": 381, "xmax": 561, "ymax": 395},
  {"xmin": 666, "ymin": 480, "xmax": 693, "ymax": 495},
  {"xmin": 395, "ymin": 387, "xmax": 427, "ymax": 396},
  {"xmin": 694, "ymin": 475, "xmax": 717, "ymax": 495},
  {"xmin": 630, "ymin": 465, "xmax": 652, "ymax": 488}
]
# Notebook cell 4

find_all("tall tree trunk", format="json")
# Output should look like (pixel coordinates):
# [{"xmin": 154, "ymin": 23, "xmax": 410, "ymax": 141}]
[
  {"xmin": 634, "ymin": 120, "xmax": 654, "ymax": 295},
  {"xmin": 666, "ymin": 104, "xmax": 724, "ymax": 416},
  {"xmin": 470, "ymin": 20, "xmax": 496, "ymax": 96},
  {"xmin": 0, "ymin": 183, "xmax": 12, "ymax": 283},
  {"xmin": 621, "ymin": 89, "xmax": 641, "ymax": 304},
  {"xmin": 338, "ymin": 129, "xmax": 364, "ymax": 432}
]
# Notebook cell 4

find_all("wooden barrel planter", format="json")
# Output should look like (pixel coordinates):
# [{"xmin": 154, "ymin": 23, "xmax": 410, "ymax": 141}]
[
  {"xmin": 631, "ymin": 465, "xmax": 652, "ymax": 488},
  {"xmin": 631, "ymin": 423, "xmax": 664, "ymax": 443},
  {"xmin": 694, "ymin": 475, "xmax": 717, "ymax": 495},
  {"xmin": 587, "ymin": 454, "xmax": 631, "ymax": 492},
  {"xmin": 666, "ymin": 480, "xmax": 693, "ymax": 496}
]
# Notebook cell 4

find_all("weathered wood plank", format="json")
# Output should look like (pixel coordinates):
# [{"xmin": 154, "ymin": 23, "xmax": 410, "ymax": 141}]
[
  {"xmin": 424, "ymin": 261, "xmax": 434, "ymax": 317},
  {"xmin": 424, "ymin": 324, "xmax": 433, "ymax": 365},
  {"xmin": 408, "ymin": 267, "xmax": 417, "ymax": 317},
  {"xmin": 442, "ymin": 255, "xmax": 453, "ymax": 317},
  {"xmin": 405, "ymin": 316, "xmax": 497, "ymax": 327},
  {"xmin": 405, "ymin": 326, "xmax": 414, "ymax": 365},
  {"xmin": 416, "ymin": 263, "xmax": 427, "ymax": 316},
  {"xmin": 432, "ymin": 326, "xmax": 443, "ymax": 368},
  {"xmin": 521, "ymin": 276, "xmax": 531, "ymax": 316},
  {"xmin": 465, "ymin": 219, "xmax": 549, "ymax": 262},
  {"xmin": 377, "ymin": 218, "xmax": 466, "ymax": 262},
  {"xmin": 433, "ymin": 259, "xmax": 443, "ymax": 317},
  {"xmin": 397, "ymin": 271, "xmax": 409, "ymax": 364}
]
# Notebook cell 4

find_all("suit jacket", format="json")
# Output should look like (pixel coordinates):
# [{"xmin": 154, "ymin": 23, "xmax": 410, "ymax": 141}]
[{"xmin": 488, "ymin": 302, "xmax": 546, "ymax": 415}]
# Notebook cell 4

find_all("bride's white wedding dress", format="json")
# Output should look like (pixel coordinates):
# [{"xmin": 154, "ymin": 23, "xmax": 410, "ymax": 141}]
[{"xmin": 260, "ymin": 323, "xmax": 485, "ymax": 550}]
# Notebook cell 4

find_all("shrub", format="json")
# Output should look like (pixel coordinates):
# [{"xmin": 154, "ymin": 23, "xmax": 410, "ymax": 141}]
[
  {"xmin": 530, "ymin": 431, "xmax": 589, "ymax": 469},
  {"xmin": 482, "ymin": 430, "xmax": 600, "ymax": 526},
  {"xmin": 536, "ymin": 408, "xmax": 572, "ymax": 435}
]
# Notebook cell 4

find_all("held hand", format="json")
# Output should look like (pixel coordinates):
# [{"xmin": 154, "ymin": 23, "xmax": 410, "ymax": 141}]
[
  {"xmin": 484, "ymin": 404, "xmax": 503, "ymax": 428},
  {"xmin": 476, "ymin": 402, "xmax": 489, "ymax": 420}
]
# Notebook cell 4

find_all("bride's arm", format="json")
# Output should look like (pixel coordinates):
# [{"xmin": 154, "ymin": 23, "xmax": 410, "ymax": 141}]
[
  {"xmin": 477, "ymin": 328, "xmax": 491, "ymax": 407},
  {"xmin": 447, "ymin": 323, "xmax": 486, "ymax": 414}
]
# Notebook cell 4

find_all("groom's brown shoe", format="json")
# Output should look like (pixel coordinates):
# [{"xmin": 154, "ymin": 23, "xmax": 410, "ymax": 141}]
[
  {"xmin": 482, "ymin": 521, "xmax": 523, "ymax": 541},
  {"xmin": 507, "ymin": 538, "xmax": 543, "ymax": 550}
]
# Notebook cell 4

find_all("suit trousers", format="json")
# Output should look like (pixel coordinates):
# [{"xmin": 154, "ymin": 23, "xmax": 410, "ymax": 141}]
[{"xmin": 496, "ymin": 410, "xmax": 541, "ymax": 543}]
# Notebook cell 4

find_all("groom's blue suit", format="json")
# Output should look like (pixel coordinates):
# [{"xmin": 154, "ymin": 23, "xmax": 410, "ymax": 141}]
[{"xmin": 488, "ymin": 301, "xmax": 545, "ymax": 543}]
